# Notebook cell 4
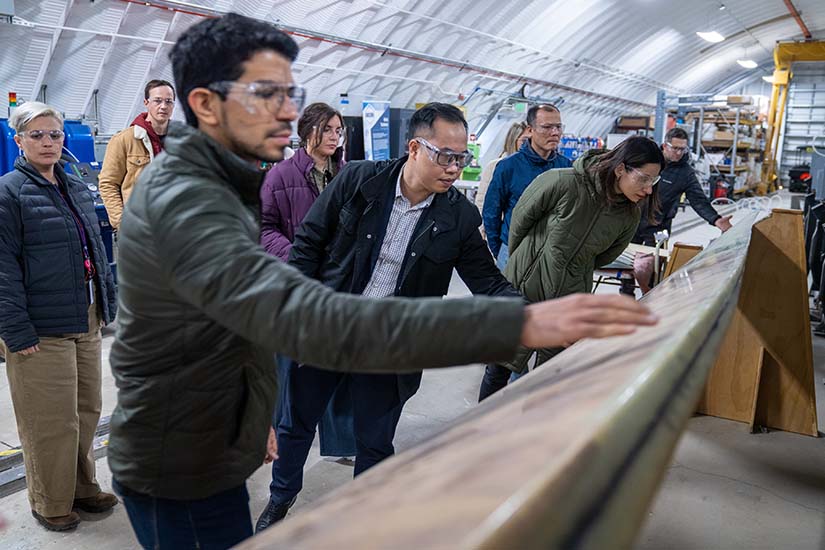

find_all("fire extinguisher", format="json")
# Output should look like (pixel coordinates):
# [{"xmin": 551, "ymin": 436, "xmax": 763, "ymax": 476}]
[{"xmin": 712, "ymin": 178, "xmax": 729, "ymax": 199}]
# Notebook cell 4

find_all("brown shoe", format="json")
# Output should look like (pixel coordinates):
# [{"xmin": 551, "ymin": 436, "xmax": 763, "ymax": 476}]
[
  {"xmin": 31, "ymin": 510, "xmax": 80, "ymax": 531},
  {"xmin": 73, "ymin": 491, "xmax": 119, "ymax": 513}
]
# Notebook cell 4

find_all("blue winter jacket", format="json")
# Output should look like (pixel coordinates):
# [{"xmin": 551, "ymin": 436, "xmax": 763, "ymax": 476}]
[
  {"xmin": 482, "ymin": 140, "xmax": 572, "ymax": 257},
  {"xmin": 0, "ymin": 157, "xmax": 117, "ymax": 352}
]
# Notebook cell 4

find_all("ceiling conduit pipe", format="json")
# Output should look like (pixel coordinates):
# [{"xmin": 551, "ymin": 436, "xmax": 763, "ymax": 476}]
[{"xmin": 118, "ymin": 0, "xmax": 656, "ymax": 111}]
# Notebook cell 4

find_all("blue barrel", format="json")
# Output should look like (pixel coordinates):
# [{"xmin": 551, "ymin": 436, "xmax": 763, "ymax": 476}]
[
  {"xmin": 0, "ymin": 119, "xmax": 18, "ymax": 176},
  {"xmin": 63, "ymin": 121, "xmax": 95, "ymax": 163}
]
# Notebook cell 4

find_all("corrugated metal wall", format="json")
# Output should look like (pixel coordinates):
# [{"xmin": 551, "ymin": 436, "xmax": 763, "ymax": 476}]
[
  {"xmin": 778, "ymin": 63, "xmax": 825, "ymax": 184},
  {"xmin": 3, "ymin": 0, "xmax": 825, "ymax": 147}
]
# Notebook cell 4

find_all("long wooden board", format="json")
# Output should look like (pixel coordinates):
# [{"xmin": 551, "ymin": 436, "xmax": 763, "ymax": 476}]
[{"xmin": 240, "ymin": 212, "xmax": 763, "ymax": 550}]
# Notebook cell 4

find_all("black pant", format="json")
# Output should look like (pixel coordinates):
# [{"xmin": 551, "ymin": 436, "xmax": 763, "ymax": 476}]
[
  {"xmin": 268, "ymin": 362, "xmax": 405, "ymax": 506},
  {"xmin": 114, "ymin": 479, "xmax": 252, "ymax": 550},
  {"xmin": 478, "ymin": 363, "xmax": 513, "ymax": 402}
]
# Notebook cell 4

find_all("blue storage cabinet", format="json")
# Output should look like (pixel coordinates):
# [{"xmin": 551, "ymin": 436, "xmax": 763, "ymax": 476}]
[{"xmin": 63, "ymin": 121, "xmax": 95, "ymax": 163}]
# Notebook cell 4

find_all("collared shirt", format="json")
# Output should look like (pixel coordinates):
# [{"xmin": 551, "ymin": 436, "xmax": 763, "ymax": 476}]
[
  {"xmin": 308, "ymin": 157, "xmax": 336, "ymax": 194},
  {"xmin": 362, "ymin": 166, "xmax": 434, "ymax": 298}
]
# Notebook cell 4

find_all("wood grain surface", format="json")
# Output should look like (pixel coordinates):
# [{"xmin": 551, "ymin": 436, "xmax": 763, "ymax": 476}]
[
  {"xmin": 240, "ymin": 213, "xmax": 764, "ymax": 550},
  {"xmin": 699, "ymin": 210, "xmax": 818, "ymax": 436}
]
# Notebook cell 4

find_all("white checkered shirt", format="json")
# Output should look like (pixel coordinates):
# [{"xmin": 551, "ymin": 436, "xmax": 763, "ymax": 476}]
[{"xmin": 362, "ymin": 167, "xmax": 434, "ymax": 298}]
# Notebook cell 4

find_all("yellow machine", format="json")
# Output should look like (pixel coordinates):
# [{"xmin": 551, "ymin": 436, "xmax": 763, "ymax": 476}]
[{"xmin": 762, "ymin": 41, "xmax": 825, "ymax": 194}]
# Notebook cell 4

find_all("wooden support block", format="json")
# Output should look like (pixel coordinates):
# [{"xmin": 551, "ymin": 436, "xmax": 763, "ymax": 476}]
[
  {"xmin": 662, "ymin": 242, "xmax": 703, "ymax": 279},
  {"xmin": 697, "ymin": 209, "xmax": 819, "ymax": 436}
]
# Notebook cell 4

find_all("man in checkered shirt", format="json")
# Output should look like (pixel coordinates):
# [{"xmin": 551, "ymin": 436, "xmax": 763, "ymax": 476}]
[{"xmin": 258, "ymin": 103, "xmax": 523, "ymax": 530}]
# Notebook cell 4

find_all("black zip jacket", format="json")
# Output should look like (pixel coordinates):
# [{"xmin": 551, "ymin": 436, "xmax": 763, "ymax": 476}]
[{"xmin": 0, "ymin": 157, "xmax": 116, "ymax": 352}]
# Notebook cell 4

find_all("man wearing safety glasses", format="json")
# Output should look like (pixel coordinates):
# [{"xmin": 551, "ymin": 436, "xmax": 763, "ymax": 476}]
[
  {"xmin": 99, "ymin": 79, "xmax": 176, "ymax": 231},
  {"xmin": 258, "ymin": 103, "xmax": 524, "ymax": 530},
  {"xmin": 631, "ymin": 127, "xmax": 732, "ymax": 293},
  {"xmin": 106, "ymin": 14, "xmax": 656, "ymax": 548},
  {"xmin": 483, "ymin": 104, "xmax": 572, "ymax": 269}
]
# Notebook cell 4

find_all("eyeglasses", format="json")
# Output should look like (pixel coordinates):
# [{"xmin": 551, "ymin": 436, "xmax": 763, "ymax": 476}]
[
  {"xmin": 414, "ymin": 138, "xmax": 475, "ymax": 169},
  {"xmin": 665, "ymin": 142, "xmax": 689, "ymax": 154},
  {"xmin": 20, "ymin": 130, "xmax": 65, "ymax": 141},
  {"xmin": 532, "ymin": 123, "xmax": 564, "ymax": 135},
  {"xmin": 149, "ymin": 98, "xmax": 175, "ymax": 106},
  {"xmin": 628, "ymin": 166, "xmax": 661, "ymax": 189},
  {"xmin": 314, "ymin": 125, "xmax": 346, "ymax": 147},
  {"xmin": 208, "ymin": 80, "xmax": 307, "ymax": 115}
]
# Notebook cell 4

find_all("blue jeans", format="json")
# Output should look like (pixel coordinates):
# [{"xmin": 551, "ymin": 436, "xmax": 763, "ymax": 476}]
[
  {"xmin": 113, "ymin": 478, "xmax": 252, "ymax": 550},
  {"xmin": 269, "ymin": 361, "xmax": 405, "ymax": 506},
  {"xmin": 496, "ymin": 243, "xmax": 509, "ymax": 271}
]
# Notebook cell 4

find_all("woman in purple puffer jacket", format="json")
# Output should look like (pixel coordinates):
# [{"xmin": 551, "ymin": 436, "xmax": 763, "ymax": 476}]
[
  {"xmin": 259, "ymin": 103, "xmax": 354, "ymax": 465},
  {"xmin": 260, "ymin": 102, "xmax": 345, "ymax": 260}
]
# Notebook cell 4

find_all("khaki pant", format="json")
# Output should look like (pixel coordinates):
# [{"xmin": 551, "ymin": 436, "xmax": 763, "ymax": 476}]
[{"xmin": 2, "ymin": 303, "xmax": 103, "ymax": 517}]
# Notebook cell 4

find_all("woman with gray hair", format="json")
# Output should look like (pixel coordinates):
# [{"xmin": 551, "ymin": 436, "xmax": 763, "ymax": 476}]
[{"xmin": 0, "ymin": 102, "xmax": 117, "ymax": 531}]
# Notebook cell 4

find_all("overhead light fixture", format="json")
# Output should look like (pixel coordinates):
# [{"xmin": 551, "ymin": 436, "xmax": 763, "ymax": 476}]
[
  {"xmin": 719, "ymin": 3, "xmax": 726, "ymax": 10},
  {"xmin": 697, "ymin": 31, "xmax": 725, "ymax": 43},
  {"xmin": 762, "ymin": 75, "xmax": 774, "ymax": 83},
  {"xmin": 737, "ymin": 59, "xmax": 758, "ymax": 69}
]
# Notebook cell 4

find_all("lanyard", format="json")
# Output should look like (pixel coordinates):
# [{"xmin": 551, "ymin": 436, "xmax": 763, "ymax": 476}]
[{"xmin": 54, "ymin": 182, "xmax": 95, "ymax": 281}]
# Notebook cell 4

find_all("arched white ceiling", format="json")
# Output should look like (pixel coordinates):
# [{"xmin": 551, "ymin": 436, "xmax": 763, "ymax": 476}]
[{"xmin": 1, "ymin": 0, "xmax": 823, "ymax": 138}]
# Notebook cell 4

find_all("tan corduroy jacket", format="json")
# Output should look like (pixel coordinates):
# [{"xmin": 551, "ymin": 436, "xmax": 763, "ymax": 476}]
[{"xmin": 98, "ymin": 125, "xmax": 154, "ymax": 230}]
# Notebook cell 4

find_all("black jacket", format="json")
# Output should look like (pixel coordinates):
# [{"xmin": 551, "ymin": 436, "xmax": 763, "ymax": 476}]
[
  {"xmin": 290, "ymin": 158, "xmax": 521, "ymax": 399},
  {"xmin": 634, "ymin": 152, "xmax": 720, "ymax": 245},
  {"xmin": 0, "ymin": 157, "xmax": 116, "ymax": 352},
  {"xmin": 107, "ymin": 123, "xmax": 524, "ymax": 500},
  {"xmin": 290, "ymin": 157, "xmax": 519, "ymax": 301}
]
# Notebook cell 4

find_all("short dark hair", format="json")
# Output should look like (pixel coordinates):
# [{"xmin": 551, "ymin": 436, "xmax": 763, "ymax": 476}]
[
  {"xmin": 169, "ymin": 13, "xmax": 300, "ymax": 126},
  {"xmin": 407, "ymin": 102, "xmax": 468, "ymax": 141},
  {"xmin": 526, "ymin": 104, "xmax": 560, "ymax": 127},
  {"xmin": 144, "ymin": 79, "xmax": 175, "ymax": 100},
  {"xmin": 665, "ymin": 127, "xmax": 689, "ymax": 142},
  {"xmin": 298, "ymin": 102, "xmax": 344, "ymax": 149},
  {"xmin": 591, "ymin": 136, "xmax": 665, "ymax": 223}
]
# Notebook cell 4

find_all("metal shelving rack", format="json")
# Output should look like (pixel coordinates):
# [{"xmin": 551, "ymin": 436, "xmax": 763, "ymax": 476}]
[{"xmin": 654, "ymin": 91, "xmax": 764, "ymax": 198}]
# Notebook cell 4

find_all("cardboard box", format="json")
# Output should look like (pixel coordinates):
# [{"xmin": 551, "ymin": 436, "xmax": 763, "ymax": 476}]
[
  {"xmin": 617, "ymin": 116, "xmax": 652, "ymax": 129},
  {"xmin": 714, "ymin": 130, "xmax": 735, "ymax": 141},
  {"xmin": 727, "ymin": 95, "xmax": 753, "ymax": 105}
]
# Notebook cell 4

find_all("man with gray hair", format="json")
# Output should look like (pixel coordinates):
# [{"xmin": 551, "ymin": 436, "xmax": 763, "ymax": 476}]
[{"xmin": 483, "ymin": 104, "xmax": 572, "ymax": 269}]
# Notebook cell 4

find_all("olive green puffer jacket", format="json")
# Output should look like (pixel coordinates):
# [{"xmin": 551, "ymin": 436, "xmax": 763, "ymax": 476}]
[
  {"xmin": 501, "ymin": 150, "xmax": 641, "ymax": 372},
  {"xmin": 107, "ymin": 122, "xmax": 526, "ymax": 500}
]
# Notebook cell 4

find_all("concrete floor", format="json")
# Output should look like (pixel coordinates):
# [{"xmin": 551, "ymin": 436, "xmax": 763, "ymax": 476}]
[{"xmin": 1, "ymin": 193, "xmax": 824, "ymax": 549}]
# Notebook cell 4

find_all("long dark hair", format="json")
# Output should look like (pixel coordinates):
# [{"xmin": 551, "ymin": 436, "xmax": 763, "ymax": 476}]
[
  {"xmin": 590, "ymin": 136, "xmax": 664, "ymax": 223},
  {"xmin": 297, "ymin": 102, "xmax": 345, "ymax": 152}
]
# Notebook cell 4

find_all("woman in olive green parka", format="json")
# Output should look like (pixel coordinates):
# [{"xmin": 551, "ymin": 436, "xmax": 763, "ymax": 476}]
[{"xmin": 478, "ymin": 136, "xmax": 665, "ymax": 400}]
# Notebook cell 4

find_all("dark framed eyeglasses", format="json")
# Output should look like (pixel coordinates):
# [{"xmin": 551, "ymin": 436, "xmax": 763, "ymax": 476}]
[
  {"xmin": 415, "ymin": 138, "xmax": 474, "ymax": 169},
  {"xmin": 20, "ymin": 130, "xmax": 65, "ymax": 141},
  {"xmin": 207, "ymin": 80, "xmax": 307, "ymax": 114}
]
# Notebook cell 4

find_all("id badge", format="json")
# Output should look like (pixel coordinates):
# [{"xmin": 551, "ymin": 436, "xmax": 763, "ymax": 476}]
[{"xmin": 88, "ymin": 279, "xmax": 95, "ymax": 305}]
